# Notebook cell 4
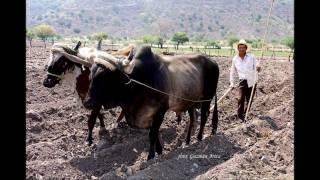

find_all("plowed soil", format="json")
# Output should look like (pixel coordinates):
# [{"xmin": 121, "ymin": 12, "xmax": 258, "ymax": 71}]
[{"xmin": 26, "ymin": 43, "xmax": 293, "ymax": 180}]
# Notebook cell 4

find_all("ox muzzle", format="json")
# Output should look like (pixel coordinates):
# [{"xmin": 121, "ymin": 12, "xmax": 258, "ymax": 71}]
[{"xmin": 43, "ymin": 75, "xmax": 61, "ymax": 88}]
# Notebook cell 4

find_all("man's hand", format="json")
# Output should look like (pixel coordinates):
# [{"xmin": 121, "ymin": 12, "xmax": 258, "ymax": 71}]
[{"xmin": 256, "ymin": 66, "xmax": 261, "ymax": 72}]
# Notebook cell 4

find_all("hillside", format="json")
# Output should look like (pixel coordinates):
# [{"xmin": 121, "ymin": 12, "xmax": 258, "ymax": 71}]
[{"xmin": 26, "ymin": 0, "xmax": 293, "ymax": 41}]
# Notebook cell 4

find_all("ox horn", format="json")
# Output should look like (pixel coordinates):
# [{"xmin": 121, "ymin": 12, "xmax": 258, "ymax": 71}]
[
  {"xmin": 57, "ymin": 46, "xmax": 91, "ymax": 67},
  {"xmin": 122, "ymin": 59, "xmax": 135, "ymax": 74},
  {"xmin": 127, "ymin": 47, "xmax": 135, "ymax": 61},
  {"xmin": 59, "ymin": 51, "xmax": 92, "ymax": 67},
  {"xmin": 121, "ymin": 46, "xmax": 136, "ymax": 74},
  {"xmin": 73, "ymin": 41, "xmax": 82, "ymax": 51},
  {"xmin": 62, "ymin": 47, "xmax": 78, "ymax": 56}
]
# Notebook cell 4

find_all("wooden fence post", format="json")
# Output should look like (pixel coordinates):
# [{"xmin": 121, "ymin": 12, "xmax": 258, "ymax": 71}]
[
  {"xmin": 272, "ymin": 50, "xmax": 275, "ymax": 60},
  {"xmin": 288, "ymin": 54, "xmax": 291, "ymax": 62}
]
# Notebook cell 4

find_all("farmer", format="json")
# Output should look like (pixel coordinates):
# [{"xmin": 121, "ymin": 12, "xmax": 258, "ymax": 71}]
[{"xmin": 230, "ymin": 39, "xmax": 261, "ymax": 121}]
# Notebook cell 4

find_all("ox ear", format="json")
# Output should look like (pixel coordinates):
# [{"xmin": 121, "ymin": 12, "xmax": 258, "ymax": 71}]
[
  {"xmin": 73, "ymin": 41, "xmax": 82, "ymax": 51},
  {"xmin": 122, "ymin": 60, "xmax": 135, "ymax": 74},
  {"xmin": 127, "ymin": 47, "xmax": 136, "ymax": 61},
  {"xmin": 123, "ymin": 46, "xmax": 136, "ymax": 74}
]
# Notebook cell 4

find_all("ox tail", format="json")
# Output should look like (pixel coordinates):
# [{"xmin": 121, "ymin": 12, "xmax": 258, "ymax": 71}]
[{"xmin": 211, "ymin": 94, "xmax": 218, "ymax": 135}]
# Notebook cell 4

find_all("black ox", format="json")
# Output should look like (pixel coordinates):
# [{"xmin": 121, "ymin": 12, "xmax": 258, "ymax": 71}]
[
  {"xmin": 84, "ymin": 46, "xmax": 219, "ymax": 160},
  {"xmin": 43, "ymin": 42, "xmax": 128, "ymax": 145},
  {"xmin": 42, "ymin": 42, "xmax": 188, "ymax": 146}
]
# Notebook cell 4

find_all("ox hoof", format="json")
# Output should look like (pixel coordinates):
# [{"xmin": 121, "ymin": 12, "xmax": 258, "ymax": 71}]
[
  {"xmin": 212, "ymin": 129, "xmax": 217, "ymax": 136},
  {"xmin": 99, "ymin": 127, "xmax": 108, "ymax": 136},
  {"xmin": 86, "ymin": 137, "xmax": 93, "ymax": 146},
  {"xmin": 156, "ymin": 147, "xmax": 163, "ymax": 155},
  {"xmin": 147, "ymin": 154, "xmax": 155, "ymax": 160},
  {"xmin": 185, "ymin": 139, "xmax": 191, "ymax": 145},
  {"xmin": 197, "ymin": 134, "xmax": 203, "ymax": 141}
]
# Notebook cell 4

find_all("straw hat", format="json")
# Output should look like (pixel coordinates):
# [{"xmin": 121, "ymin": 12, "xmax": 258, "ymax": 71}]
[{"xmin": 233, "ymin": 39, "xmax": 252, "ymax": 52}]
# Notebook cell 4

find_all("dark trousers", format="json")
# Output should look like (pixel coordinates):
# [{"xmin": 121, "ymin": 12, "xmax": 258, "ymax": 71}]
[{"xmin": 237, "ymin": 80, "xmax": 253, "ymax": 120}]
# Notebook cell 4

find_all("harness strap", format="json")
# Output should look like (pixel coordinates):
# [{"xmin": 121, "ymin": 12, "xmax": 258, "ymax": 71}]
[{"xmin": 128, "ymin": 79, "xmax": 213, "ymax": 103}]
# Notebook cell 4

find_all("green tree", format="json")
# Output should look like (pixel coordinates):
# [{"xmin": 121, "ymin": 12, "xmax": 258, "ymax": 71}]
[
  {"xmin": 143, "ymin": 35, "xmax": 157, "ymax": 46},
  {"xmin": 282, "ymin": 36, "xmax": 294, "ymax": 51},
  {"xmin": 245, "ymin": 39, "xmax": 253, "ymax": 44},
  {"xmin": 87, "ymin": 35, "xmax": 93, "ymax": 41},
  {"xmin": 26, "ymin": 28, "xmax": 35, "ymax": 47},
  {"xmin": 143, "ymin": 35, "xmax": 163, "ymax": 48},
  {"xmin": 251, "ymin": 39, "xmax": 263, "ymax": 49},
  {"xmin": 206, "ymin": 40, "xmax": 220, "ymax": 49},
  {"xmin": 227, "ymin": 36, "xmax": 239, "ymax": 48},
  {"xmin": 227, "ymin": 36, "xmax": 239, "ymax": 55},
  {"xmin": 50, "ymin": 35, "xmax": 57, "ymax": 45},
  {"xmin": 172, "ymin": 32, "xmax": 189, "ymax": 49},
  {"xmin": 154, "ymin": 36, "xmax": 164, "ymax": 48},
  {"xmin": 91, "ymin": 32, "xmax": 108, "ymax": 50},
  {"xmin": 34, "ymin": 24, "xmax": 56, "ymax": 48}
]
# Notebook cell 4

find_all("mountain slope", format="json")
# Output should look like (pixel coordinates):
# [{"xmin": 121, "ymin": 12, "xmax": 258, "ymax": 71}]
[{"xmin": 26, "ymin": 0, "xmax": 293, "ymax": 40}]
